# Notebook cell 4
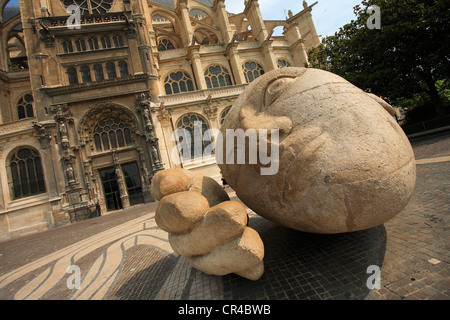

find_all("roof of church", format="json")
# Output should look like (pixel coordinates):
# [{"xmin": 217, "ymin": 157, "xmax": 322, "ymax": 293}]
[
  {"xmin": 150, "ymin": 0, "xmax": 214, "ymax": 9},
  {"xmin": 3, "ymin": 5, "xmax": 20, "ymax": 23}
]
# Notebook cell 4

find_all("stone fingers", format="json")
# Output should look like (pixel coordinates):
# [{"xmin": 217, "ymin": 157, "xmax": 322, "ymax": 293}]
[
  {"xmin": 187, "ymin": 227, "xmax": 265, "ymax": 281},
  {"xmin": 150, "ymin": 168, "xmax": 230, "ymax": 207},
  {"xmin": 169, "ymin": 201, "xmax": 248, "ymax": 257},
  {"xmin": 152, "ymin": 169, "xmax": 265, "ymax": 281}
]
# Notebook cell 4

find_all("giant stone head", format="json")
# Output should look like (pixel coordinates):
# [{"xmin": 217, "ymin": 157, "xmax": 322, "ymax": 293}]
[{"xmin": 217, "ymin": 67, "xmax": 416, "ymax": 234}]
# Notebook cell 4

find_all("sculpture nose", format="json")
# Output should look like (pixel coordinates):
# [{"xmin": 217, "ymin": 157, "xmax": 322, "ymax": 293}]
[{"xmin": 240, "ymin": 114, "xmax": 293, "ymax": 141}]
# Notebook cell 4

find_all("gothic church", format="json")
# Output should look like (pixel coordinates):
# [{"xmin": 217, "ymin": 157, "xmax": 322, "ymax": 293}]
[{"xmin": 0, "ymin": 0, "xmax": 320, "ymax": 240}]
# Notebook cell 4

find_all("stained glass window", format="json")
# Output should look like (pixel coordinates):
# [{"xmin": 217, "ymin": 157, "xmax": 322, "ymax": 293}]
[
  {"xmin": 277, "ymin": 59, "xmax": 291, "ymax": 68},
  {"xmin": 220, "ymin": 106, "xmax": 231, "ymax": 125},
  {"xmin": 9, "ymin": 148, "xmax": 46, "ymax": 199},
  {"xmin": 17, "ymin": 93, "xmax": 34, "ymax": 120},
  {"xmin": 175, "ymin": 113, "xmax": 211, "ymax": 160},
  {"xmin": 62, "ymin": 0, "xmax": 114, "ymax": 15},
  {"xmin": 164, "ymin": 71, "xmax": 195, "ymax": 95},
  {"xmin": 93, "ymin": 118, "xmax": 133, "ymax": 152},
  {"xmin": 242, "ymin": 61, "xmax": 265, "ymax": 83},
  {"xmin": 204, "ymin": 65, "xmax": 233, "ymax": 89},
  {"xmin": 157, "ymin": 38, "xmax": 175, "ymax": 51}
]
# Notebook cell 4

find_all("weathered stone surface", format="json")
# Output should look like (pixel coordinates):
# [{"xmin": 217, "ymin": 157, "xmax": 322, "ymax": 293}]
[
  {"xmin": 218, "ymin": 67, "xmax": 416, "ymax": 234},
  {"xmin": 151, "ymin": 169, "xmax": 265, "ymax": 280},
  {"xmin": 169, "ymin": 201, "xmax": 248, "ymax": 257},
  {"xmin": 187, "ymin": 227, "xmax": 265, "ymax": 281},
  {"xmin": 155, "ymin": 191, "xmax": 209, "ymax": 234},
  {"xmin": 150, "ymin": 168, "xmax": 230, "ymax": 207}
]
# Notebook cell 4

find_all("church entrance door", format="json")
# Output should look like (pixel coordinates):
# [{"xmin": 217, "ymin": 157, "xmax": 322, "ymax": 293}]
[{"xmin": 100, "ymin": 167, "xmax": 123, "ymax": 211}]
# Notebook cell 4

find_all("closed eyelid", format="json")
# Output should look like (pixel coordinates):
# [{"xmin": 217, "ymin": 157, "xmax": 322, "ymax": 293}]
[{"xmin": 263, "ymin": 76, "xmax": 297, "ymax": 110}]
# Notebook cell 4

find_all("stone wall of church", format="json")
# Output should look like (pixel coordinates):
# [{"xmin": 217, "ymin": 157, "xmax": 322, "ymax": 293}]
[{"xmin": 0, "ymin": 0, "xmax": 321, "ymax": 241}]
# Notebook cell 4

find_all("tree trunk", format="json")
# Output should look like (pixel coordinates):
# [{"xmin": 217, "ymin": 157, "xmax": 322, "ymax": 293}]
[{"xmin": 421, "ymin": 71, "xmax": 446, "ymax": 116}]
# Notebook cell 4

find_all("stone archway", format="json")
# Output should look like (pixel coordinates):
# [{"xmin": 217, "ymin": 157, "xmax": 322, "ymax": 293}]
[{"xmin": 78, "ymin": 102, "xmax": 152, "ymax": 212}]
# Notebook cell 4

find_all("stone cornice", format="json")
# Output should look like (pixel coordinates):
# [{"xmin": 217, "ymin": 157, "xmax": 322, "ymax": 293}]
[
  {"xmin": 0, "ymin": 69, "xmax": 30, "ymax": 82},
  {"xmin": 33, "ymin": 11, "xmax": 130, "ymax": 29},
  {"xmin": 40, "ymin": 74, "xmax": 156, "ymax": 97},
  {"xmin": 159, "ymin": 84, "xmax": 246, "ymax": 108}
]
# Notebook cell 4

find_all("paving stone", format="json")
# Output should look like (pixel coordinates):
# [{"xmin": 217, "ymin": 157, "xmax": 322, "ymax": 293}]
[{"xmin": 0, "ymin": 131, "xmax": 449, "ymax": 300}]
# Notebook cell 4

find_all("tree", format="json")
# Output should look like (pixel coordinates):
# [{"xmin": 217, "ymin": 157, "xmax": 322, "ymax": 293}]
[{"xmin": 308, "ymin": 0, "xmax": 450, "ymax": 118}]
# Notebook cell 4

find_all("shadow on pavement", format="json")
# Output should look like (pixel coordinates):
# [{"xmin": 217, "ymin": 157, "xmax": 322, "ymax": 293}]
[{"xmin": 223, "ymin": 217, "xmax": 387, "ymax": 300}]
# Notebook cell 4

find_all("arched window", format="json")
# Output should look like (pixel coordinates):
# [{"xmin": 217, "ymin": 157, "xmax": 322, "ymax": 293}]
[
  {"xmin": 80, "ymin": 65, "xmax": 92, "ymax": 83},
  {"xmin": 242, "ymin": 61, "xmax": 265, "ymax": 83},
  {"xmin": 118, "ymin": 61, "xmax": 129, "ymax": 77},
  {"xmin": 67, "ymin": 67, "xmax": 78, "ymax": 85},
  {"xmin": 176, "ymin": 113, "xmax": 212, "ymax": 161},
  {"xmin": 157, "ymin": 38, "xmax": 175, "ymax": 51},
  {"xmin": 277, "ymin": 59, "xmax": 291, "ymax": 68},
  {"xmin": 220, "ymin": 106, "xmax": 231, "ymax": 125},
  {"xmin": 106, "ymin": 62, "xmax": 117, "ymax": 79},
  {"xmin": 204, "ymin": 65, "xmax": 233, "ymax": 89},
  {"xmin": 112, "ymin": 35, "xmax": 124, "ymax": 47},
  {"xmin": 88, "ymin": 37, "xmax": 99, "ymax": 50},
  {"xmin": 74, "ymin": 39, "xmax": 87, "ymax": 52},
  {"xmin": 9, "ymin": 148, "xmax": 46, "ymax": 199},
  {"xmin": 17, "ymin": 93, "xmax": 34, "ymax": 120},
  {"xmin": 62, "ymin": 40, "xmax": 73, "ymax": 53},
  {"xmin": 101, "ymin": 36, "xmax": 112, "ymax": 49},
  {"xmin": 164, "ymin": 71, "xmax": 195, "ymax": 95},
  {"xmin": 94, "ymin": 64, "xmax": 105, "ymax": 81},
  {"xmin": 93, "ymin": 118, "xmax": 133, "ymax": 153}
]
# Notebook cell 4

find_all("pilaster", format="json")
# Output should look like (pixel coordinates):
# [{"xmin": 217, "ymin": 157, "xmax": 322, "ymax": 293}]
[{"xmin": 213, "ymin": 0, "xmax": 233, "ymax": 44}]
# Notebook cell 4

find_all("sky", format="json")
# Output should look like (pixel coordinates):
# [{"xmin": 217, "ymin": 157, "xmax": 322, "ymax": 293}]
[
  {"xmin": 5, "ymin": 0, "xmax": 362, "ymax": 39},
  {"xmin": 224, "ymin": 0, "xmax": 363, "ymax": 39},
  {"xmin": 5, "ymin": 0, "xmax": 18, "ymax": 5}
]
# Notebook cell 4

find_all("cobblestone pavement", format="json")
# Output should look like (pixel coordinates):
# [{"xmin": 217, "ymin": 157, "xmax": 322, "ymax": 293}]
[{"xmin": 0, "ymin": 131, "xmax": 448, "ymax": 300}]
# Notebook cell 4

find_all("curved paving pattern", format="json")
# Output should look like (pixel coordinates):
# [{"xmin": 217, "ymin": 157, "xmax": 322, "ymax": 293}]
[
  {"xmin": 0, "ymin": 214, "xmax": 172, "ymax": 300},
  {"xmin": 0, "ymin": 131, "xmax": 449, "ymax": 300}
]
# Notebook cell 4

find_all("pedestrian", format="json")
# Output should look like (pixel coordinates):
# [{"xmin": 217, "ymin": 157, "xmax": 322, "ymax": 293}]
[
  {"xmin": 221, "ymin": 176, "xmax": 228, "ymax": 189},
  {"xmin": 96, "ymin": 200, "xmax": 101, "ymax": 217}
]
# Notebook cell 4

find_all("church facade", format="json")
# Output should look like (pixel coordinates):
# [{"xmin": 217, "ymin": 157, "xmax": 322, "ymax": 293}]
[{"xmin": 0, "ymin": 0, "xmax": 320, "ymax": 240}]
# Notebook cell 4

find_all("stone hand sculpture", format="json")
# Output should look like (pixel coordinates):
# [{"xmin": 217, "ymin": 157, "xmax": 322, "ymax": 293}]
[
  {"xmin": 218, "ymin": 67, "xmax": 416, "ymax": 234},
  {"xmin": 150, "ymin": 169, "xmax": 265, "ymax": 281}
]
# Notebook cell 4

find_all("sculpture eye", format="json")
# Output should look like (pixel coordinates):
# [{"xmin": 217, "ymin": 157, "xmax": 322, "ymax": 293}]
[{"xmin": 264, "ymin": 77, "xmax": 296, "ymax": 108}]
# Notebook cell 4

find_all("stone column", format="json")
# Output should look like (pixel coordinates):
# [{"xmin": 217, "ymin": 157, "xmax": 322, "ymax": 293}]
[
  {"xmin": 112, "ymin": 153, "xmax": 130, "ymax": 209},
  {"xmin": 157, "ymin": 108, "xmax": 178, "ymax": 169},
  {"xmin": 226, "ymin": 43, "xmax": 246, "ymax": 84},
  {"xmin": 116, "ymin": 166, "xmax": 130, "ymax": 209},
  {"xmin": 244, "ymin": 0, "xmax": 269, "ymax": 44},
  {"xmin": 177, "ymin": 0, "xmax": 194, "ymax": 48},
  {"xmin": 261, "ymin": 40, "xmax": 277, "ymax": 71},
  {"xmin": 135, "ymin": 93, "xmax": 165, "ymax": 174},
  {"xmin": 213, "ymin": 0, "xmax": 233, "ymax": 44},
  {"xmin": 284, "ymin": 23, "xmax": 309, "ymax": 66},
  {"xmin": 50, "ymin": 104, "xmax": 93, "ymax": 221},
  {"xmin": 189, "ymin": 47, "xmax": 207, "ymax": 90},
  {"xmin": 32, "ymin": 121, "xmax": 70, "ymax": 226},
  {"xmin": 0, "ymin": 148, "xmax": 5, "ymax": 211}
]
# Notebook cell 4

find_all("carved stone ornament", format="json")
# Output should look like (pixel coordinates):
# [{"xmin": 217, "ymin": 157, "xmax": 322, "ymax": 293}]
[
  {"xmin": 50, "ymin": 104, "xmax": 72, "ymax": 121},
  {"xmin": 32, "ymin": 122, "xmax": 52, "ymax": 150},
  {"xmin": 38, "ymin": 21, "xmax": 55, "ymax": 48}
]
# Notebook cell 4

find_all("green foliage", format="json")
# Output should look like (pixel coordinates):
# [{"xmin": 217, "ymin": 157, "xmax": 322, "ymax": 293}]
[{"xmin": 308, "ymin": 0, "xmax": 450, "ymax": 122}]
